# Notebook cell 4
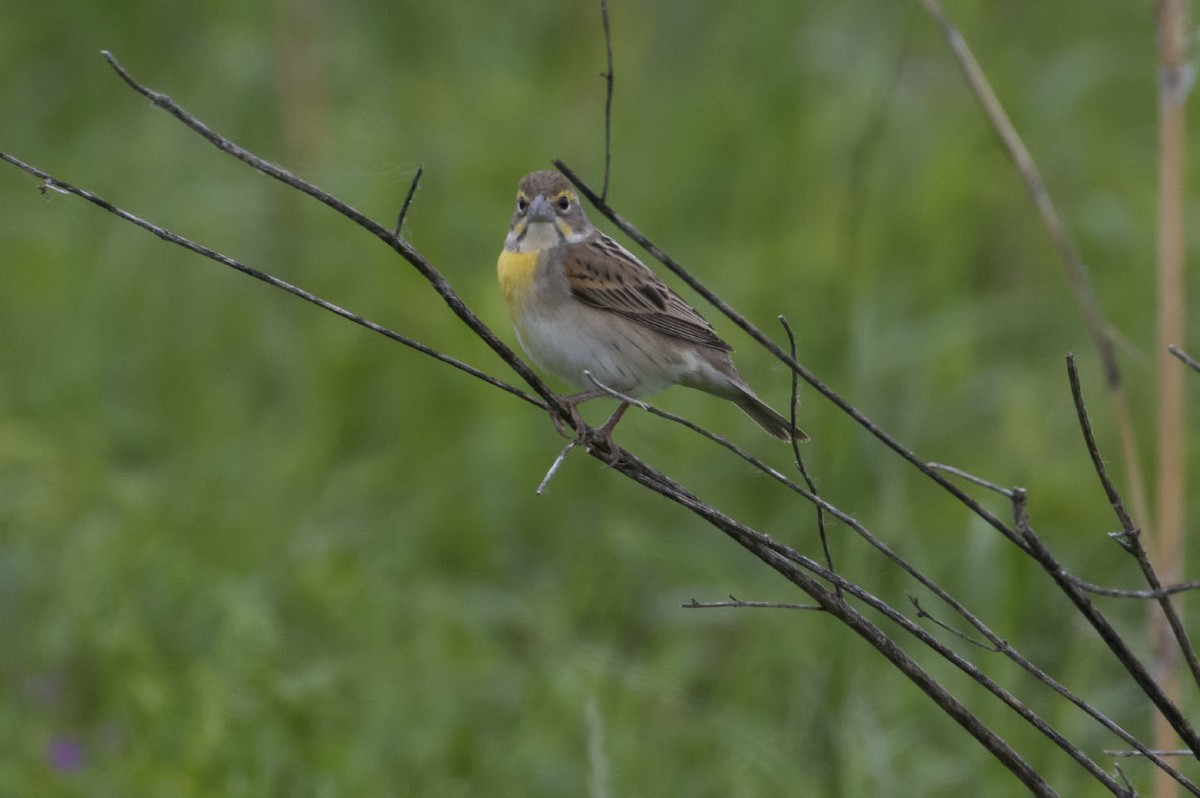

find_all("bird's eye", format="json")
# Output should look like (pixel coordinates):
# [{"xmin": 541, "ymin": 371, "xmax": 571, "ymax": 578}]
[
  {"xmin": 557, "ymin": 195, "xmax": 571, "ymax": 212},
  {"xmin": 516, "ymin": 197, "xmax": 529, "ymax": 213}
]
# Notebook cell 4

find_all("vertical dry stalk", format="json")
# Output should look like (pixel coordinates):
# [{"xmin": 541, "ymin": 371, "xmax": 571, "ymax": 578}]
[
  {"xmin": 1154, "ymin": 1, "xmax": 1189, "ymax": 795},
  {"xmin": 915, "ymin": 0, "xmax": 1151, "ymax": 533}
]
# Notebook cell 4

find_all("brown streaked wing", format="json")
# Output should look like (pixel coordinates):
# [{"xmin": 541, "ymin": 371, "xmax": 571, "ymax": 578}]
[{"xmin": 562, "ymin": 233, "xmax": 732, "ymax": 352}]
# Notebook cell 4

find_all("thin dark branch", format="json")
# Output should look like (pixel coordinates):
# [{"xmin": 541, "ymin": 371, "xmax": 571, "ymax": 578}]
[
  {"xmin": 916, "ymin": 0, "xmax": 1155, "ymax": 611},
  {"xmin": 780, "ymin": 315, "xmax": 836, "ymax": 596},
  {"xmin": 772, "ymin": 538, "xmax": 1129, "ymax": 795},
  {"xmin": 563, "ymin": 346, "xmax": 1161, "ymax": 793},
  {"xmin": 99, "ymin": 50, "xmax": 571, "ymax": 425},
  {"xmin": 553, "ymin": 159, "xmax": 1032, "ymax": 556},
  {"xmin": 909, "ymin": 595, "xmax": 1001, "ymax": 652},
  {"xmin": 1018, "ymin": 514, "xmax": 1200, "ymax": 764},
  {"xmin": 599, "ymin": 0, "xmax": 614, "ymax": 201},
  {"xmin": 555, "ymin": 160, "xmax": 1200, "ymax": 772},
  {"xmin": 610, "ymin": 456, "xmax": 1061, "ymax": 796},
  {"xmin": 1066, "ymin": 353, "xmax": 1137, "ymax": 531},
  {"xmin": 1066, "ymin": 573, "xmax": 1200, "ymax": 599},
  {"xmin": 0, "ymin": 152, "xmax": 542, "ymax": 409},
  {"xmin": 579, "ymin": 366, "xmax": 1168, "ymax": 794},
  {"xmin": 1067, "ymin": 353, "xmax": 1200, "ymax": 690},
  {"xmin": 393, "ymin": 163, "xmax": 423, "ymax": 235},
  {"xmin": 8, "ymin": 49, "xmax": 1193, "ymax": 796},
  {"xmin": 683, "ymin": 595, "xmax": 822, "ymax": 611},
  {"xmin": 1016, "ymin": 492, "xmax": 1195, "ymax": 787}
]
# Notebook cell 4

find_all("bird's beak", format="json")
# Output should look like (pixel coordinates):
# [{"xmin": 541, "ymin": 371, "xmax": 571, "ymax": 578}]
[{"xmin": 528, "ymin": 194, "xmax": 555, "ymax": 223}]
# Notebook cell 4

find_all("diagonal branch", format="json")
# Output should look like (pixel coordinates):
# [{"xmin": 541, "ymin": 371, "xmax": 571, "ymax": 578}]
[
  {"xmin": 553, "ymin": 159, "xmax": 1030, "ymax": 553},
  {"xmin": 99, "ymin": 50, "xmax": 569, "ymax": 424},
  {"xmin": 1067, "ymin": 353, "xmax": 1200, "ymax": 689},
  {"xmin": 914, "ymin": 0, "xmax": 1117, "ymax": 386},
  {"xmin": 0, "ymin": 152, "xmax": 541, "ymax": 409},
  {"xmin": 914, "ymin": 0, "xmax": 1151, "ymax": 577},
  {"xmin": 554, "ymin": 161, "xmax": 1200, "ymax": 773},
  {"xmin": 5, "ymin": 45, "xmax": 1197, "ymax": 795},
  {"xmin": 1169, "ymin": 344, "xmax": 1200, "ymax": 374},
  {"xmin": 612, "ymin": 455, "xmax": 1063, "ymax": 796}
]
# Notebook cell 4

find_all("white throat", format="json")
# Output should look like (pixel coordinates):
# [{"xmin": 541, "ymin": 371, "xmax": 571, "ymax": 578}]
[{"xmin": 516, "ymin": 220, "xmax": 562, "ymax": 253}]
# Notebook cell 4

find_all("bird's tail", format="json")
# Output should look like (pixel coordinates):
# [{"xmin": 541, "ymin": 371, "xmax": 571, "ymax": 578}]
[{"xmin": 733, "ymin": 390, "xmax": 809, "ymax": 443}]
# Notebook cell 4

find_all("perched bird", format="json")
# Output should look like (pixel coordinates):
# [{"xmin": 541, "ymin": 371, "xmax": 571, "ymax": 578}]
[{"xmin": 497, "ymin": 170, "xmax": 807, "ymax": 454}]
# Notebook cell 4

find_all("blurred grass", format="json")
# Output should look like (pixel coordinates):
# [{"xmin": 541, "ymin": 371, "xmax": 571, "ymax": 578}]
[{"xmin": 0, "ymin": 0, "xmax": 1195, "ymax": 795}]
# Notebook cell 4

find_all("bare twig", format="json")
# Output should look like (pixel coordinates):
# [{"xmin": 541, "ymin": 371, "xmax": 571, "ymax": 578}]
[
  {"xmin": 98, "ymin": 50, "xmax": 573, "ymax": 427},
  {"xmin": 0, "ymin": 152, "xmax": 541, "ymax": 409},
  {"xmin": 915, "ymin": 0, "xmax": 1151, "ymax": 574},
  {"xmin": 575, "ymin": 349, "xmax": 1172, "ymax": 793},
  {"xmin": 7, "ymin": 47, "xmax": 1196, "ymax": 796},
  {"xmin": 1017, "ymin": 518, "xmax": 1200, "ymax": 764},
  {"xmin": 1067, "ymin": 353, "xmax": 1200, "ymax": 690},
  {"xmin": 553, "ymin": 160, "xmax": 1033, "ymax": 554},
  {"xmin": 556, "ymin": 162, "xmax": 1200, "ymax": 792},
  {"xmin": 393, "ymin": 163, "xmax": 423, "ymax": 235},
  {"xmin": 1168, "ymin": 344, "xmax": 1200, "ymax": 375},
  {"xmin": 1065, "ymin": 574, "xmax": 1200, "ymax": 600},
  {"xmin": 583, "ymin": 370, "xmax": 651, "ymax": 412},
  {"xmin": 909, "ymin": 595, "xmax": 1000, "ymax": 652},
  {"xmin": 927, "ymin": 462, "xmax": 1015, "ymax": 498},
  {"xmin": 1066, "ymin": 354, "xmax": 1138, "ymax": 532},
  {"xmin": 598, "ymin": 0, "xmax": 614, "ymax": 201},
  {"xmin": 1106, "ymin": 750, "xmax": 1196, "ymax": 759},
  {"xmin": 615, "ymin": 462, "xmax": 1060, "ymax": 797},
  {"xmin": 780, "ymin": 315, "xmax": 836, "ymax": 595},
  {"xmin": 682, "ymin": 595, "xmax": 822, "ymax": 611},
  {"xmin": 537, "ymin": 440, "xmax": 580, "ymax": 495}
]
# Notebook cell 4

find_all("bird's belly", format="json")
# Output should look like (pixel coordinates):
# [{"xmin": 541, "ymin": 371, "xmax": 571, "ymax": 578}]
[{"xmin": 515, "ymin": 309, "xmax": 678, "ymax": 397}]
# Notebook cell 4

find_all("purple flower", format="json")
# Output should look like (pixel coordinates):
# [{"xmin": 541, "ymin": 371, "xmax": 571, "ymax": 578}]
[{"xmin": 46, "ymin": 737, "xmax": 84, "ymax": 772}]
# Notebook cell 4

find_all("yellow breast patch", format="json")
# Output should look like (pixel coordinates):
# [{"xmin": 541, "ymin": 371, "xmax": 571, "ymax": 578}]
[{"xmin": 497, "ymin": 250, "xmax": 541, "ymax": 308}]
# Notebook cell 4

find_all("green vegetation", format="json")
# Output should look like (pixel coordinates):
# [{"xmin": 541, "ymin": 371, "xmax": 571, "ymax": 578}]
[{"xmin": 0, "ymin": 1, "xmax": 1190, "ymax": 794}]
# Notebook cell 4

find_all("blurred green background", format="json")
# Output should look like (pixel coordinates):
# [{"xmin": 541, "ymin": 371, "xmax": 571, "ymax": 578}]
[{"xmin": 1, "ymin": 0, "xmax": 1197, "ymax": 795}]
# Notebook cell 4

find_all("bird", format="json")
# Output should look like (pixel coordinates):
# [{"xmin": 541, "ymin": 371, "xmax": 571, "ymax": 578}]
[{"xmin": 497, "ymin": 170, "xmax": 807, "ymax": 457}]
